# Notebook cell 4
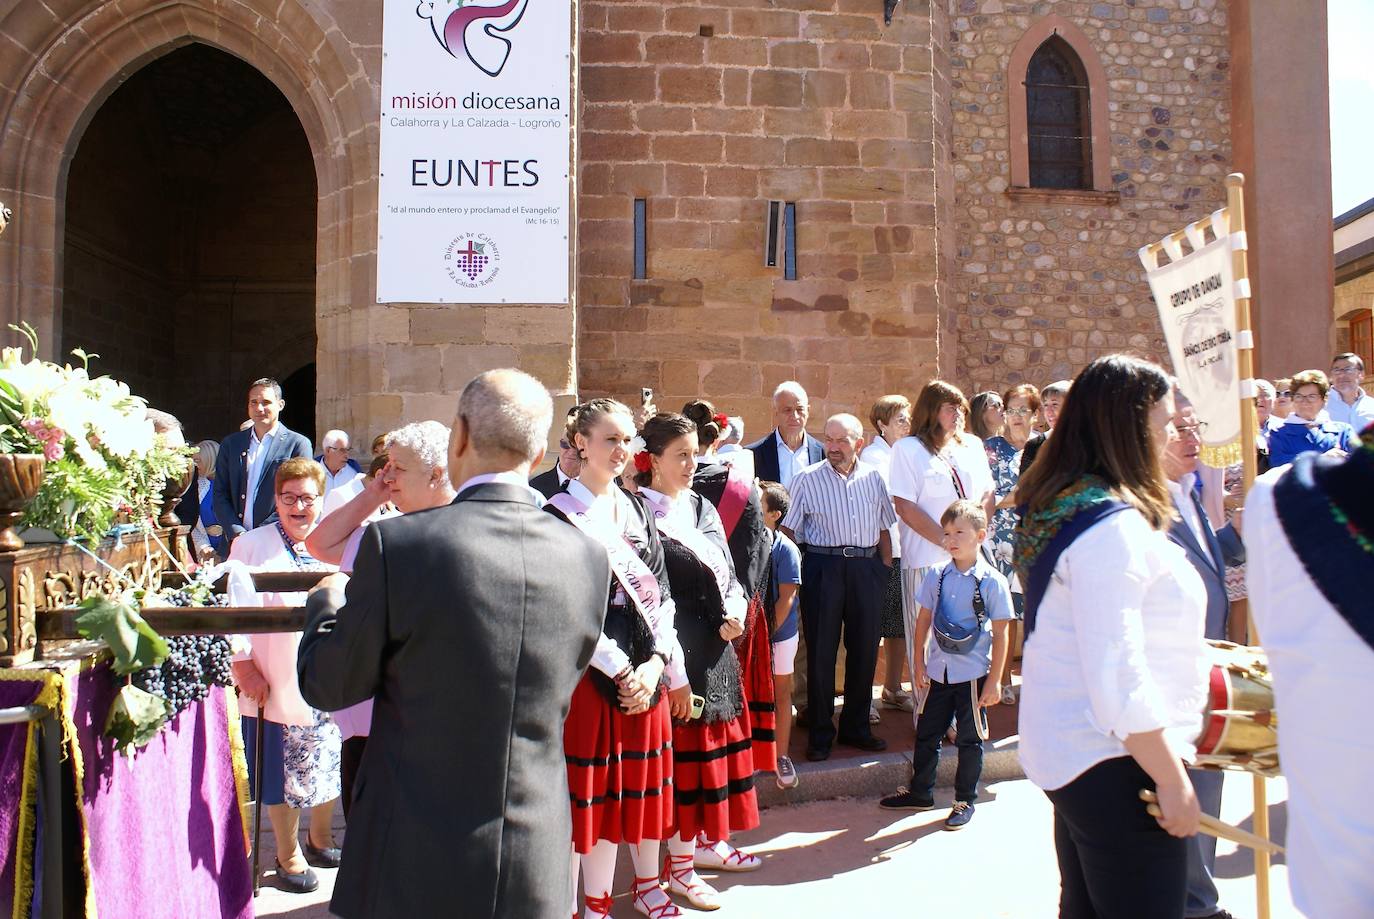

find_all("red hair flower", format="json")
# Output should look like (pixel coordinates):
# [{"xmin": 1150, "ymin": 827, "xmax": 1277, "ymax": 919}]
[
  {"xmin": 633, "ymin": 452, "xmax": 653, "ymax": 473},
  {"xmin": 713, "ymin": 413, "xmax": 728, "ymax": 428}
]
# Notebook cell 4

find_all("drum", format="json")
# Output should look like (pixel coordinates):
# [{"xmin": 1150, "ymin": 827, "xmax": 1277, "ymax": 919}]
[{"xmin": 1194, "ymin": 640, "xmax": 1279, "ymax": 776}]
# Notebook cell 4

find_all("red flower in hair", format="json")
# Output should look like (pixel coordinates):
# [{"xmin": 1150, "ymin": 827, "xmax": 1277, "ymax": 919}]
[
  {"xmin": 633, "ymin": 452, "xmax": 653, "ymax": 473},
  {"xmin": 713, "ymin": 413, "xmax": 728, "ymax": 428}
]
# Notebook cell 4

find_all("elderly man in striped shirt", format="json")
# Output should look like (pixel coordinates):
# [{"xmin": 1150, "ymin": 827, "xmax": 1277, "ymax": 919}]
[{"xmin": 781, "ymin": 413, "xmax": 897, "ymax": 762}]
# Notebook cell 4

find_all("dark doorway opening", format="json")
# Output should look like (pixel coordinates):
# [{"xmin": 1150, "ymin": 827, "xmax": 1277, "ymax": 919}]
[{"xmin": 61, "ymin": 43, "xmax": 318, "ymax": 447}]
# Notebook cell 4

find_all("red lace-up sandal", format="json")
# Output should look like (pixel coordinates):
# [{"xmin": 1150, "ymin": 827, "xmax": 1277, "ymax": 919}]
[
  {"xmin": 583, "ymin": 891, "xmax": 614, "ymax": 919},
  {"xmin": 662, "ymin": 851, "xmax": 721, "ymax": 911},
  {"xmin": 631, "ymin": 874, "xmax": 683, "ymax": 918}
]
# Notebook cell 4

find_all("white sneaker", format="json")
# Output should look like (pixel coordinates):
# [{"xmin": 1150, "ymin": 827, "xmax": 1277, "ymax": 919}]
[{"xmin": 775, "ymin": 755, "xmax": 799, "ymax": 790}]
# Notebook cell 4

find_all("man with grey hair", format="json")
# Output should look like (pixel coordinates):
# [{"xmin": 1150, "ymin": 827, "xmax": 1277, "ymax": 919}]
[
  {"xmin": 298, "ymin": 369, "xmax": 609, "ymax": 919},
  {"xmin": 779, "ymin": 412, "xmax": 896, "ymax": 761},
  {"xmin": 747, "ymin": 380, "xmax": 824, "ymax": 486},
  {"xmin": 315, "ymin": 429, "xmax": 362, "ymax": 499}
]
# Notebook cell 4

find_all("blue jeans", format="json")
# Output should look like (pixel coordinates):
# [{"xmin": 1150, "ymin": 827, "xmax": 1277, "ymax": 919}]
[
  {"xmin": 1185, "ymin": 767, "xmax": 1225, "ymax": 917},
  {"xmin": 909, "ymin": 676, "xmax": 985, "ymax": 804}
]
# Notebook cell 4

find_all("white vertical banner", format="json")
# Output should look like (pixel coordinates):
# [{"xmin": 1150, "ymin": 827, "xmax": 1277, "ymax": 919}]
[
  {"xmin": 1139, "ymin": 229, "xmax": 1242, "ymax": 466},
  {"xmin": 377, "ymin": 0, "xmax": 571, "ymax": 304}
]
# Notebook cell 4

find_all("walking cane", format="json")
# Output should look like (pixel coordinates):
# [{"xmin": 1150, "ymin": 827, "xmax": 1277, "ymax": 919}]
[{"xmin": 252, "ymin": 713, "xmax": 265, "ymax": 896}]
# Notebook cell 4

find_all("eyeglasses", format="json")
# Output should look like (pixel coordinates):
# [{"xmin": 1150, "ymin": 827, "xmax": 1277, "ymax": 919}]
[
  {"xmin": 324, "ymin": 446, "xmax": 349, "ymax": 453},
  {"xmin": 278, "ymin": 493, "xmax": 318, "ymax": 508},
  {"xmin": 1331, "ymin": 366, "xmax": 1362, "ymax": 375},
  {"xmin": 1275, "ymin": 390, "xmax": 1292, "ymax": 398},
  {"xmin": 1292, "ymin": 393, "xmax": 1324, "ymax": 404},
  {"xmin": 559, "ymin": 440, "xmax": 572, "ymax": 450},
  {"xmin": 1176, "ymin": 422, "xmax": 1208, "ymax": 438},
  {"xmin": 1006, "ymin": 408, "xmax": 1034, "ymax": 417}
]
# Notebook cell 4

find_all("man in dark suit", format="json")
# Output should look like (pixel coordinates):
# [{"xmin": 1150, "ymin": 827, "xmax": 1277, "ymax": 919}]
[
  {"xmin": 212, "ymin": 378, "xmax": 312, "ymax": 543},
  {"xmin": 529, "ymin": 405, "xmax": 582, "ymax": 499},
  {"xmin": 297, "ymin": 369, "xmax": 609, "ymax": 919},
  {"xmin": 1164, "ymin": 389, "xmax": 1243, "ymax": 919},
  {"xmin": 746, "ymin": 380, "xmax": 824, "ymax": 487}
]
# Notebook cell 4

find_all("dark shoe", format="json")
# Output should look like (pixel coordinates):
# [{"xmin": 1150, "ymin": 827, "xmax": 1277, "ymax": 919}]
[
  {"xmin": 274, "ymin": 861, "xmax": 320, "ymax": 894},
  {"xmin": 795, "ymin": 707, "xmax": 811, "ymax": 728},
  {"xmin": 805, "ymin": 744, "xmax": 831, "ymax": 762},
  {"xmin": 837, "ymin": 733, "xmax": 888, "ymax": 752},
  {"xmin": 303, "ymin": 838, "xmax": 342, "ymax": 868},
  {"xmin": 944, "ymin": 801, "xmax": 974, "ymax": 831},
  {"xmin": 879, "ymin": 787, "xmax": 934, "ymax": 811}
]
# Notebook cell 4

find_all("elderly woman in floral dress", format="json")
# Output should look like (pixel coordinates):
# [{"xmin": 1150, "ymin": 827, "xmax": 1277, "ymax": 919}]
[
  {"xmin": 228, "ymin": 457, "xmax": 341, "ymax": 895},
  {"xmin": 982, "ymin": 384, "xmax": 1039, "ymax": 703}
]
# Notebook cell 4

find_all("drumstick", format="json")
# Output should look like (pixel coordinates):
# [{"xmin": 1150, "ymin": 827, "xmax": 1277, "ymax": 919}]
[{"xmin": 1138, "ymin": 790, "xmax": 1284, "ymax": 854}]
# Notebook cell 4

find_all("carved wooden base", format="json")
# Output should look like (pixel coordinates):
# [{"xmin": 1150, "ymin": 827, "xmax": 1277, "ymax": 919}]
[{"xmin": 0, "ymin": 528, "xmax": 190, "ymax": 666}]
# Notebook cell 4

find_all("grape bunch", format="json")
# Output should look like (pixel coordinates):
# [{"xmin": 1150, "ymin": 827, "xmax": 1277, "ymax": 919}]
[
  {"xmin": 123, "ymin": 634, "xmax": 235, "ymax": 717},
  {"xmin": 157, "ymin": 587, "xmax": 230, "ymax": 608}
]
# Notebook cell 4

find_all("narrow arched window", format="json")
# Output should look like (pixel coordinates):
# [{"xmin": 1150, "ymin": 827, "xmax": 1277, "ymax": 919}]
[{"xmin": 1025, "ymin": 36, "xmax": 1091, "ymax": 190}]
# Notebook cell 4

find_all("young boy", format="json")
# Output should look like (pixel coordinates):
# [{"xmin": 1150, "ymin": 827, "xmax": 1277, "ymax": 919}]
[
  {"xmin": 879, "ymin": 499, "xmax": 1012, "ymax": 829},
  {"xmin": 760, "ymin": 481, "xmax": 803, "ymax": 790}
]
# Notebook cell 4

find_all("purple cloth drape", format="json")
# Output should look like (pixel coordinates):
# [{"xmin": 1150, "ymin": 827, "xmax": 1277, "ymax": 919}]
[
  {"xmin": 0, "ymin": 676, "xmax": 46, "ymax": 917},
  {"xmin": 69, "ymin": 665, "xmax": 253, "ymax": 919}
]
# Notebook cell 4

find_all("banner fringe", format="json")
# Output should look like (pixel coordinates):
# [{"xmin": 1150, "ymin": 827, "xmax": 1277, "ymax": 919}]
[{"xmin": 1200, "ymin": 439, "xmax": 1244, "ymax": 469}]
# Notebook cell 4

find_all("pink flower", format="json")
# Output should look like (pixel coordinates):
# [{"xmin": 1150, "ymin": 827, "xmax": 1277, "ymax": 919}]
[{"xmin": 44, "ymin": 441, "xmax": 63, "ymax": 462}]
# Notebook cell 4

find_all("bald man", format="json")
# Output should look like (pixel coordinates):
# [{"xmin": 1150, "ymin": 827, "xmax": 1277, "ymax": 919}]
[{"xmin": 298, "ymin": 369, "xmax": 610, "ymax": 919}]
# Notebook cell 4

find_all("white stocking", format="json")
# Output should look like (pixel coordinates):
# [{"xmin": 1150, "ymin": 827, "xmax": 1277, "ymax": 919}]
[
  {"xmin": 579, "ymin": 840, "xmax": 618, "ymax": 918},
  {"xmin": 567, "ymin": 845, "xmax": 581, "ymax": 918},
  {"xmin": 629, "ymin": 839, "xmax": 662, "ymax": 881}
]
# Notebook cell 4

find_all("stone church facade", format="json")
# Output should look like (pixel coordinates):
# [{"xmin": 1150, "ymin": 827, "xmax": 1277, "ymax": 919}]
[{"xmin": 0, "ymin": 0, "xmax": 1333, "ymax": 445}]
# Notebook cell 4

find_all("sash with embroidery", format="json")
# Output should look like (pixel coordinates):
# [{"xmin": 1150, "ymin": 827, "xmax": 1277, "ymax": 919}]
[
  {"xmin": 639, "ymin": 492, "xmax": 734, "ymax": 602},
  {"xmin": 548, "ymin": 490, "xmax": 663, "ymax": 629}
]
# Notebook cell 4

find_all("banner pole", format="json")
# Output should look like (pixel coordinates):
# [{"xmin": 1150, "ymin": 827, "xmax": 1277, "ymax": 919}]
[{"xmin": 1225, "ymin": 172, "xmax": 1270, "ymax": 919}]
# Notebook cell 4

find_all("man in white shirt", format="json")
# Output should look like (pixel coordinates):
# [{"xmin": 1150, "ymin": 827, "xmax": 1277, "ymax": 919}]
[
  {"xmin": 746, "ymin": 381, "xmax": 823, "ymax": 488},
  {"xmin": 316, "ymin": 430, "xmax": 362, "ymax": 498},
  {"xmin": 1163, "ymin": 391, "xmax": 1244, "ymax": 919},
  {"xmin": 1247, "ymin": 428, "xmax": 1374, "ymax": 919},
  {"xmin": 1325, "ymin": 352, "xmax": 1374, "ymax": 430}
]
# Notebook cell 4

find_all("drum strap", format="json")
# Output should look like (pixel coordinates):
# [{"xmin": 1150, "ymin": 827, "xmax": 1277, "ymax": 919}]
[{"xmin": 1023, "ymin": 500, "xmax": 1130, "ymax": 637}]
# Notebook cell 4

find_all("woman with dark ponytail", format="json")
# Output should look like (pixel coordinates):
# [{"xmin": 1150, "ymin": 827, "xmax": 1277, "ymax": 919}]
[
  {"xmin": 682, "ymin": 400, "xmax": 779, "ymax": 783},
  {"xmin": 635, "ymin": 413, "xmax": 764, "ymax": 910}
]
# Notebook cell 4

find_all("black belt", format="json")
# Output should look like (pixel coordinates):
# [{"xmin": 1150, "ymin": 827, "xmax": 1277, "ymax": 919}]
[{"xmin": 805, "ymin": 544, "xmax": 877, "ymax": 558}]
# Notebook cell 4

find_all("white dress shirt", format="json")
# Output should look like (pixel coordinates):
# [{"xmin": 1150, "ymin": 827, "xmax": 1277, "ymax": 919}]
[
  {"xmin": 860, "ymin": 437, "xmax": 902, "ymax": 556},
  {"xmin": 322, "ymin": 463, "xmax": 361, "ymax": 497},
  {"xmin": 1247, "ymin": 468, "xmax": 1374, "ymax": 919},
  {"xmin": 1325, "ymin": 387, "xmax": 1374, "ymax": 430},
  {"xmin": 887, "ymin": 435, "xmax": 994, "ymax": 569},
  {"xmin": 243, "ymin": 424, "xmax": 278, "ymax": 530},
  {"xmin": 774, "ymin": 431, "xmax": 810, "ymax": 489},
  {"xmin": 1166, "ymin": 476, "xmax": 1206, "ymax": 548},
  {"xmin": 1019, "ymin": 508, "xmax": 1208, "ymax": 791},
  {"xmin": 564, "ymin": 478, "xmax": 687, "ymax": 689}
]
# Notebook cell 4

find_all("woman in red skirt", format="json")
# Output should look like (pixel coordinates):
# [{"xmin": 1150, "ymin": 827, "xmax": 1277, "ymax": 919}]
[
  {"xmin": 546, "ymin": 399, "xmax": 690, "ymax": 919},
  {"xmin": 636, "ymin": 413, "xmax": 763, "ymax": 911}
]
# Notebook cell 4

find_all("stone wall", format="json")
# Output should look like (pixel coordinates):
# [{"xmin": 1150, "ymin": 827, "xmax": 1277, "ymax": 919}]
[
  {"xmin": 948, "ymin": 0, "xmax": 1232, "ymax": 395},
  {"xmin": 575, "ymin": 0, "xmax": 948, "ymax": 433}
]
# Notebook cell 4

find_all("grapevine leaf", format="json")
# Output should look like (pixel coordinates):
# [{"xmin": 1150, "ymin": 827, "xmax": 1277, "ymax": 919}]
[
  {"xmin": 75, "ymin": 593, "xmax": 169, "ymax": 675},
  {"xmin": 105, "ymin": 683, "xmax": 171, "ymax": 755}
]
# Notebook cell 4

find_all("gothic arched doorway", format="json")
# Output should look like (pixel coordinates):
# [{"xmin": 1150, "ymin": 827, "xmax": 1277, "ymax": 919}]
[{"xmin": 60, "ymin": 43, "xmax": 318, "ymax": 445}]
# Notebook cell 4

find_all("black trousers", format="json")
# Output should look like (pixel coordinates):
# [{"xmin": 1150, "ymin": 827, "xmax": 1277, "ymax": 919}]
[
  {"xmin": 1045, "ymin": 756, "xmax": 1189, "ymax": 919},
  {"xmin": 799, "ymin": 551, "xmax": 885, "ymax": 749},
  {"xmin": 910, "ymin": 676, "xmax": 985, "ymax": 803},
  {"xmin": 340, "ymin": 736, "xmax": 368, "ymax": 820}
]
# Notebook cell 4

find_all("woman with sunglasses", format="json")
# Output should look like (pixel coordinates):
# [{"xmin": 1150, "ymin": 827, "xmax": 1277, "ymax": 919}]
[{"xmin": 1268, "ymin": 369, "xmax": 1359, "ymax": 468}]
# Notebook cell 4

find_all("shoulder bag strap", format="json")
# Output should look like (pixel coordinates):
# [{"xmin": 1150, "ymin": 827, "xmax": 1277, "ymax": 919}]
[{"xmin": 1023, "ymin": 501, "xmax": 1130, "ymax": 637}]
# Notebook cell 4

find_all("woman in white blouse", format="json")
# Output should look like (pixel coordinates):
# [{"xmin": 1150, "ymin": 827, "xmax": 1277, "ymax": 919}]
[
  {"xmin": 1014, "ymin": 355, "xmax": 1206, "ymax": 919},
  {"xmin": 888, "ymin": 381, "xmax": 994, "ymax": 727}
]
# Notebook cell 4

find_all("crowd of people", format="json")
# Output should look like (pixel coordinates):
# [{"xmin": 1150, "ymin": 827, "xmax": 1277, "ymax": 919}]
[{"xmin": 171, "ymin": 348, "xmax": 1374, "ymax": 919}]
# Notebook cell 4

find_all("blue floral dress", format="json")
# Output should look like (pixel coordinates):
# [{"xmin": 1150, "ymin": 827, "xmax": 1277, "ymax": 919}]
[{"xmin": 984, "ymin": 436, "xmax": 1023, "ymax": 605}]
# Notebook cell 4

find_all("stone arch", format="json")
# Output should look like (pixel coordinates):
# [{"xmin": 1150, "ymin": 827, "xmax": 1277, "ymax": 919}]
[
  {"xmin": 1007, "ymin": 14, "xmax": 1112, "ymax": 192},
  {"xmin": 0, "ymin": 0, "xmax": 375, "ymax": 428}
]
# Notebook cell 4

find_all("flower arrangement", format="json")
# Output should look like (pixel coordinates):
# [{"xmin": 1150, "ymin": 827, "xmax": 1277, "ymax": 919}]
[{"xmin": 0, "ymin": 323, "xmax": 193, "ymax": 543}]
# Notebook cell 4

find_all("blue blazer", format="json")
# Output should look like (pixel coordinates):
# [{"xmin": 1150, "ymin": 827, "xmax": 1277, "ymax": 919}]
[
  {"xmin": 745, "ymin": 430, "xmax": 824, "ymax": 484},
  {"xmin": 1167, "ymin": 488, "xmax": 1244, "ymax": 641},
  {"xmin": 212, "ymin": 424, "xmax": 313, "ymax": 539}
]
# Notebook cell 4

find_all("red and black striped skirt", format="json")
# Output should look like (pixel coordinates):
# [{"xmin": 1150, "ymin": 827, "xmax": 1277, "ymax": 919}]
[
  {"xmin": 565, "ymin": 673, "xmax": 675, "ymax": 854},
  {"xmin": 736, "ymin": 592, "xmax": 778, "ymax": 774},
  {"xmin": 671, "ymin": 714, "xmax": 759, "ymax": 842}
]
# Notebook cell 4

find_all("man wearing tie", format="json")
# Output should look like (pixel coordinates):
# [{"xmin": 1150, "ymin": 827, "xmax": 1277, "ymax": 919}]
[
  {"xmin": 213, "ymin": 378, "xmax": 313, "ymax": 543},
  {"xmin": 747, "ymin": 380, "xmax": 824, "ymax": 487},
  {"xmin": 1163, "ymin": 386, "xmax": 1243, "ymax": 919}
]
